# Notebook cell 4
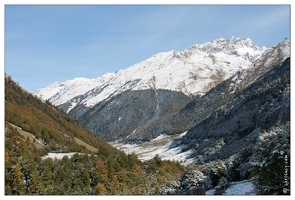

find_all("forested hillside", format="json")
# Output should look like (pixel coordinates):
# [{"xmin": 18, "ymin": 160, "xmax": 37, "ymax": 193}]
[
  {"xmin": 5, "ymin": 74, "xmax": 109, "ymax": 153},
  {"xmin": 5, "ymin": 75, "xmax": 184, "ymax": 195}
]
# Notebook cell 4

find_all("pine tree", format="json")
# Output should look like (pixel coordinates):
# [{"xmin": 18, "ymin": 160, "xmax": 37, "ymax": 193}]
[
  {"xmin": 11, "ymin": 163, "xmax": 25, "ymax": 195},
  {"xmin": 5, "ymin": 152, "xmax": 12, "ymax": 195},
  {"xmin": 27, "ymin": 170, "xmax": 40, "ymax": 194},
  {"xmin": 96, "ymin": 159, "xmax": 109, "ymax": 185},
  {"xmin": 109, "ymin": 176, "xmax": 121, "ymax": 194},
  {"xmin": 96, "ymin": 183, "xmax": 108, "ymax": 195},
  {"xmin": 39, "ymin": 183, "xmax": 45, "ymax": 194},
  {"xmin": 81, "ymin": 167, "xmax": 91, "ymax": 194}
]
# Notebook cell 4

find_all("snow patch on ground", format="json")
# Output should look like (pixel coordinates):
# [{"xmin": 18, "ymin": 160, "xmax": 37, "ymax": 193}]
[
  {"xmin": 174, "ymin": 131, "xmax": 187, "ymax": 139},
  {"xmin": 205, "ymin": 189, "xmax": 216, "ymax": 195},
  {"xmin": 205, "ymin": 180, "xmax": 255, "ymax": 195},
  {"xmin": 224, "ymin": 180, "xmax": 255, "ymax": 195},
  {"xmin": 42, "ymin": 152, "xmax": 84, "ymax": 160},
  {"xmin": 151, "ymin": 133, "xmax": 170, "ymax": 141}
]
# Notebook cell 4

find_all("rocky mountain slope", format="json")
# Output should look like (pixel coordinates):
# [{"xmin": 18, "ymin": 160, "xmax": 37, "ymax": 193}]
[
  {"xmin": 123, "ymin": 37, "xmax": 290, "ymax": 142},
  {"xmin": 33, "ymin": 37, "xmax": 272, "ymax": 141},
  {"xmin": 179, "ymin": 57, "xmax": 290, "ymax": 162},
  {"xmin": 109, "ymin": 54, "xmax": 290, "ymax": 163},
  {"xmin": 78, "ymin": 89, "xmax": 192, "ymax": 140}
]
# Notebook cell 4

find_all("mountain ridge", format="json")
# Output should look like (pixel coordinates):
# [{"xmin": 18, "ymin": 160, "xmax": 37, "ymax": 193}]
[{"xmin": 33, "ymin": 36, "xmax": 268, "ymax": 111}]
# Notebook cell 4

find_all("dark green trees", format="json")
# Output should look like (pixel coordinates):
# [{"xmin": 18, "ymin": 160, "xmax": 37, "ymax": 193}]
[{"xmin": 250, "ymin": 123, "xmax": 290, "ymax": 195}]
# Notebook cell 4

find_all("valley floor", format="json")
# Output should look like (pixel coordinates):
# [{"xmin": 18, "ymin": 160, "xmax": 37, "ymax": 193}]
[{"xmin": 109, "ymin": 132, "xmax": 196, "ymax": 166}]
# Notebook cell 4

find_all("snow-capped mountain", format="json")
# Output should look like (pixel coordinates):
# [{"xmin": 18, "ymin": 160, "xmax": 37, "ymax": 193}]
[
  {"xmin": 33, "ymin": 37, "xmax": 268, "ymax": 113},
  {"xmin": 110, "ymin": 51, "xmax": 290, "ymax": 165},
  {"xmin": 124, "ymin": 37, "xmax": 290, "ymax": 141}
]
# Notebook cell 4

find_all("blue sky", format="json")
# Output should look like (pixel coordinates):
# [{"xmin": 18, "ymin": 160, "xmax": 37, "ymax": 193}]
[{"xmin": 4, "ymin": 4, "xmax": 290, "ymax": 92}]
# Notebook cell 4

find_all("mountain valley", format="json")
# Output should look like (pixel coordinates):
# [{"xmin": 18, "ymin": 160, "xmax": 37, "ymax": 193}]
[
  {"xmin": 33, "ymin": 37, "xmax": 290, "ymax": 144},
  {"xmin": 5, "ymin": 75, "xmax": 185, "ymax": 195},
  {"xmin": 5, "ymin": 36, "xmax": 290, "ymax": 195}
]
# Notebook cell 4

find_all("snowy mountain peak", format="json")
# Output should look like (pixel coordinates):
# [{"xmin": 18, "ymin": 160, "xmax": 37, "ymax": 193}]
[
  {"xmin": 33, "ymin": 37, "xmax": 270, "ymax": 111},
  {"xmin": 193, "ymin": 37, "xmax": 263, "ymax": 56}
]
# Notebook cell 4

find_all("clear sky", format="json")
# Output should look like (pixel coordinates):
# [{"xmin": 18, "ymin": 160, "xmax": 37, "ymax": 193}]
[{"xmin": 4, "ymin": 4, "xmax": 290, "ymax": 92}]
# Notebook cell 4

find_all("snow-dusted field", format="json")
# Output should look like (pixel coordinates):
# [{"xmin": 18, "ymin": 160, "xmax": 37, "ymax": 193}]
[{"xmin": 110, "ymin": 132, "xmax": 196, "ymax": 166}]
